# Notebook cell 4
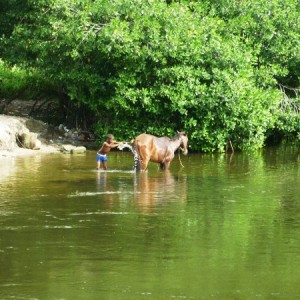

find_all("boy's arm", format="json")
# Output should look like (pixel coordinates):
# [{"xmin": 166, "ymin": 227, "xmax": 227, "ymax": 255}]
[
  {"xmin": 110, "ymin": 141, "xmax": 123, "ymax": 148},
  {"xmin": 101, "ymin": 141, "xmax": 122, "ymax": 149}
]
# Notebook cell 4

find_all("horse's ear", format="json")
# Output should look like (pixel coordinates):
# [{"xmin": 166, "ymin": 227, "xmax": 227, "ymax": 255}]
[{"xmin": 177, "ymin": 130, "xmax": 187, "ymax": 136}]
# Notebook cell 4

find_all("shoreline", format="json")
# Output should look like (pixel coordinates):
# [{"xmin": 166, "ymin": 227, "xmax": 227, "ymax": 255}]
[
  {"xmin": 0, "ymin": 144, "xmax": 61, "ymax": 158},
  {"xmin": 0, "ymin": 114, "xmax": 94, "ymax": 158}
]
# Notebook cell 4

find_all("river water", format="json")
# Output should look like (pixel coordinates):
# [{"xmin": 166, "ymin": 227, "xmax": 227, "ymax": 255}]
[{"xmin": 1, "ymin": 147, "xmax": 300, "ymax": 299}]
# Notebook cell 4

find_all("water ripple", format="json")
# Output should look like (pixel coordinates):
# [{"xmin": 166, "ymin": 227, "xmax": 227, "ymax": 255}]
[{"xmin": 68, "ymin": 191, "xmax": 161, "ymax": 197}]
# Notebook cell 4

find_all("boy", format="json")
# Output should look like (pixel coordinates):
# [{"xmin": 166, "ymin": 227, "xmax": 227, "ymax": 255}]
[{"xmin": 96, "ymin": 134, "xmax": 123, "ymax": 170}]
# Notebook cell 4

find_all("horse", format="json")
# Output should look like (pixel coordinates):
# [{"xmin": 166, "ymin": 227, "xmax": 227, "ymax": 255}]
[{"xmin": 132, "ymin": 132, "xmax": 188, "ymax": 171}]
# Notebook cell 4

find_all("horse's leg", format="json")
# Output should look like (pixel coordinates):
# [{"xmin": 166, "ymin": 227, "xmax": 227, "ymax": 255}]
[
  {"xmin": 160, "ymin": 162, "xmax": 165, "ymax": 170},
  {"xmin": 164, "ymin": 160, "xmax": 171, "ymax": 169},
  {"xmin": 138, "ymin": 145, "xmax": 150, "ymax": 172},
  {"xmin": 163, "ymin": 152, "xmax": 174, "ymax": 170}
]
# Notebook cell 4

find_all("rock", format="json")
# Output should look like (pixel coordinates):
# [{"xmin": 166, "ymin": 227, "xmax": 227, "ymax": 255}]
[
  {"xmin": 0, "ymin": 115, "xmax": 29, "ymax": 150},
  {"xmin": 71, "ymin": 146, "xmax": 86, "ymax": 154},
  {"xmin": 61, "ymin": 144, "xmax": 76, "ymax": 153},
  {"xmin": 34, "ymin": 139, "xmax": 42, "ymax": 150},
  {"xmin": 61, "ymin": 144, "xmax": 86, "ymax": 154},
  {"xmin": 17, "ymin": 132, "xmax": 41, "ymax": 149}
]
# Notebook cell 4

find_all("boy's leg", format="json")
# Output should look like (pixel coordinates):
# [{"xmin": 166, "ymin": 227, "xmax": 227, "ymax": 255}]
[
  {"xmin": 96, "ymin": 155, "xmax": 100, "ymax": 169},
  {"xmin": 103, "ymin": 161, "xmax": 108, "ymax": 170},
  {"xmin": 102, "ymin": 155, "xmax": 108, "ymax": 170},
  {"xmin": 97, "ymin": 154, "xmax": 108, "ymax": 170}
]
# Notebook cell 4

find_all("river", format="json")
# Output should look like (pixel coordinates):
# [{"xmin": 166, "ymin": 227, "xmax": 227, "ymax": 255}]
[{"xmin": 1, "ymin": 147, "xmax": 300, "ymax": 299}]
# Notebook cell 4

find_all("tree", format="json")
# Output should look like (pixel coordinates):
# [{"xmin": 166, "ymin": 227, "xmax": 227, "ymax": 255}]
[{"xmin": 1, "ymin": 0, "xmax": 299, "ymax": 150}]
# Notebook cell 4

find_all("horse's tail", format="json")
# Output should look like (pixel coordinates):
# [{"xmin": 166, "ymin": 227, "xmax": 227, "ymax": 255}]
[{"xmin": 131, "ymin": 139, "xmax": 141, "ymax": 172}]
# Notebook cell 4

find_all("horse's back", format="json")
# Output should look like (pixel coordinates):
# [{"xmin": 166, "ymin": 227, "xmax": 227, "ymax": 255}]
[
  {"xmin": 135, "ymin": 133, "xmax": 155, "ymax": 145},
  {"xmin": 154, "ymin": 136, "xmax": 170, "ymax": 148},
  {"xmin": 135, "ymin": 133, "xmax": 168, "ymax": 143},
  {"xmin": 135, "ymin": 134, "xmax": 169, "ymax": 151}
]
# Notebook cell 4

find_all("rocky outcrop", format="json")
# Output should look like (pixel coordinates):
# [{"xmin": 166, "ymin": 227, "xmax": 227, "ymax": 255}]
[
  {"xmin": 0, "ymin": 115, "xmax": 42, "ymax": 151},
  {"xmin": 0, "ymin": 114, "xmax": 92, "ymax": 157},
  {"xmin": 17, "ymin": 132, "xmax": 41, "ymax": 150}
]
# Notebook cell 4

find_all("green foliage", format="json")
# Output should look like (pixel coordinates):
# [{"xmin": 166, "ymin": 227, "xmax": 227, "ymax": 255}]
[
  {"xmin": 0, "ymin": 59, "xmax": 57, "ymax": 101},
  {"xmin": 1, "ymin": 0, "xmax": 300, "ymax": 150},
  {"xmin": 273, "ymin": 87, "xmax": 300, "ymax": 143},
  {"xmin": 0, "ymin": 59, "xmax": 28, "ymax": 98}
]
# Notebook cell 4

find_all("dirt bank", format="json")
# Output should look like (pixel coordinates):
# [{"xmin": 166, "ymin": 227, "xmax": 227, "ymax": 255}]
[{"xmin": 0, "ymin": 115, "xmax": 60, "ymax": 157}]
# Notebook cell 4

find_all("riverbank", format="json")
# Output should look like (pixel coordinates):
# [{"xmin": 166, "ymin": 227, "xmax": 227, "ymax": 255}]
[
  {"xmin": 0, "ymin": 113, "xmax": 97, "ymax": 157},
  {"xmin": 0, "ymin": 114, "xmax": 61, "ymax": 157},
  {"xmin": 0, "ymin": 145, "xmax": 60, "ymax": 157},
  {"xmin": 0, "ymin": 94, "xmax": 99, "ymax": 158}
]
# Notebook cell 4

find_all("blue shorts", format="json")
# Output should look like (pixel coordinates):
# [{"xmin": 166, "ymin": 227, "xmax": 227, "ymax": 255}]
[{"xmin": 96, "ymin": 153, "xmax": 108, "ymax": 162}]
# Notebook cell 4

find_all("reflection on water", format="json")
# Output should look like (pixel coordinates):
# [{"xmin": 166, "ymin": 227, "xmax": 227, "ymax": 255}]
[
  {"xmin": 72, "ymin": 169, "xmax": 187, "ymax": 213},
  {"xmin": 133, "ymin": 171, "xmax": 187, "ymax": 213},
  {"xmin": 1, "ymin": 148, "xmax": 300, "ymax": 299},
  {"xmin": 0, "ymin": 158, "xmax": 16, "ymax": 181}
]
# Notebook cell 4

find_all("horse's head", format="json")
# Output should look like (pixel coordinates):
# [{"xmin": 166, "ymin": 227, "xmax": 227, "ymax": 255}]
[{"xmin": 179, "ymin": 131, "xmax": 188, "ymax": 155}]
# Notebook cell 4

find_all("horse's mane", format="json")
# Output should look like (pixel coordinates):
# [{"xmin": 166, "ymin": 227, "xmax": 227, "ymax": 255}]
[
  {"xmin": 170, "ymin": 132, "xmax": 186, "ymax": 141},
  {"xmin": 170, "ymin": 134, "xmax": 181, "ymax": 141}
]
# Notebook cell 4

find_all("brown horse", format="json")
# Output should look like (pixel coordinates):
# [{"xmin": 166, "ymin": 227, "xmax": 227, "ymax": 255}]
[{"xmin": 132, "ymin": 132, "xmax": 188, "ymax": 171}]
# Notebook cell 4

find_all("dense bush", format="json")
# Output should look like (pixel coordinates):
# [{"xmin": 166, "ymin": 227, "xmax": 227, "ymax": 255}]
[
  {"xmin": 1, "ymin": 0, "xmax": 300, "ymax": 150},
  {"xmin": 0, "ymin": 59, "xmax": 28, "ymax": 98},
  {"xmin": 0, "ymin": 59, "xmax": 59, "ymax": 102}
]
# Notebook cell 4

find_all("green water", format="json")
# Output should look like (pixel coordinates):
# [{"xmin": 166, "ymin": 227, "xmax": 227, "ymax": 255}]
[{"xmin": 1, "ymin": 147, "xmax": 300, "ymax": 299}]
